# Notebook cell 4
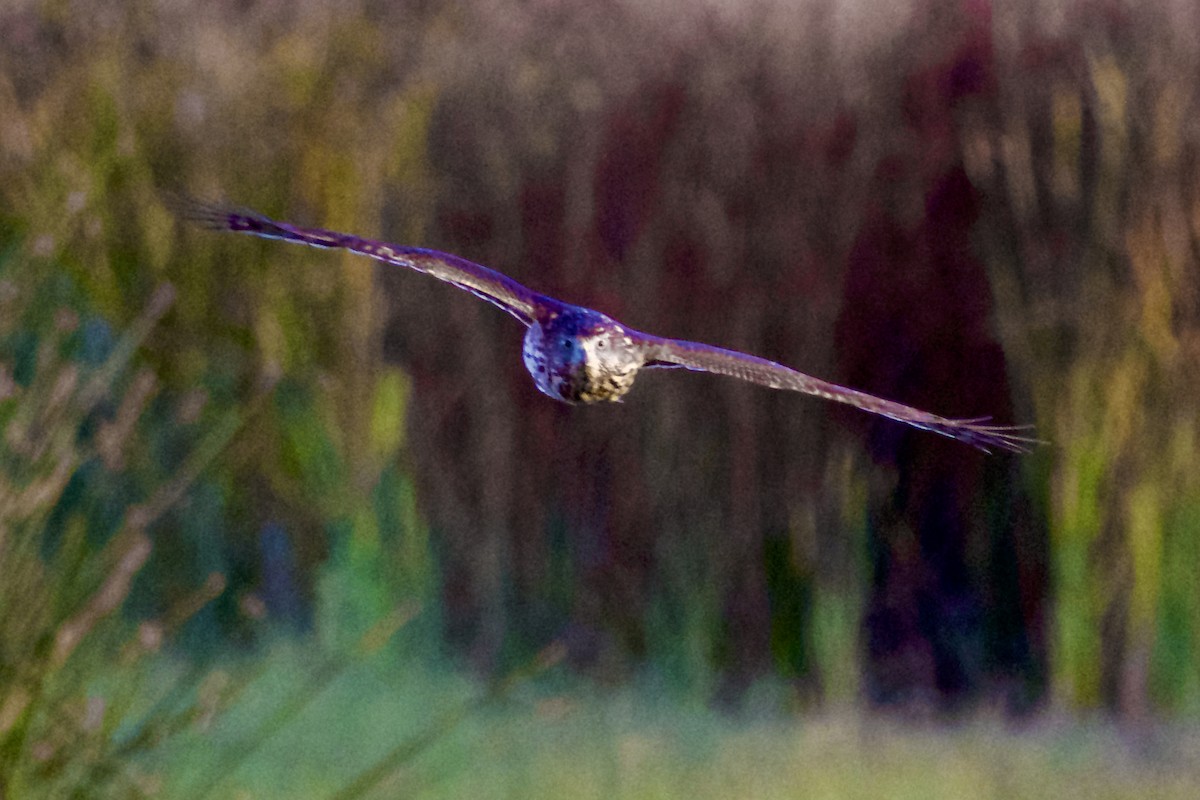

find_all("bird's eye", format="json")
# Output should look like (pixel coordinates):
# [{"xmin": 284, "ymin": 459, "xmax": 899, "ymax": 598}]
[{"xmin": 596, "ymin": 339, "xmax": 606, "ymax": 349}]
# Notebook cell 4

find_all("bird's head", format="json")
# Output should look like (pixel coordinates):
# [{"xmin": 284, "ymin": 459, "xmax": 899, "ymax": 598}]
[{"xmin": 522, "ymin": 308, "xmax": 643, "ymax": 403}]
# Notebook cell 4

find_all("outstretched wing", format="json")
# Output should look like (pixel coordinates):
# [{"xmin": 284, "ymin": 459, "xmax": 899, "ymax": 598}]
[
  {"xmin": 171, "ymin": 197, "xmax": 546, "ymax": 324},
  {"xmin": 636, "ymin": 334, "xmax": 1039, "ymax": 453}
]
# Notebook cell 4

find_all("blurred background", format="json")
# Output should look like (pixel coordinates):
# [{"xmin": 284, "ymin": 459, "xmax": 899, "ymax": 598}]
[{"xmin": 2, "ymin": 0, "xmax": 1200, "ymax": 797}]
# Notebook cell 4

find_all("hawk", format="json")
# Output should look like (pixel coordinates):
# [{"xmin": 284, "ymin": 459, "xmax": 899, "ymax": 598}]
[{"xmin": 175, "ymin": 198, "xmax": 1037, "ymax": 453}]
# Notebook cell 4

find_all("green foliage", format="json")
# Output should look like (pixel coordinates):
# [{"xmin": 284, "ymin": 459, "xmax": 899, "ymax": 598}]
[
  {"xmin": 0, "ymin": 230, "xmax": 450, "ymax": 799},
  {"xmin": 1031, "ymin": 57, "xmax": 1200, "ymax": 712},
  {"xmin": 2, "ymin": 0, "xmax": 1200, "ymax": 736},
  {"xmin": 1151, "ymin": 500, "xmax": 1200, "ymax": 713},
  {"xmin": 4, "ymin": 3, "xmax": 1200, "ymax": 795},
  {"xmin": 0, "ymin": 242, "xmax": 241, "ymax": 797}
]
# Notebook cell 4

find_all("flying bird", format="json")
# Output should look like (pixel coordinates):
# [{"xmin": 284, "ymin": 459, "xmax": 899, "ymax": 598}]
[{"xmin": 175, "ymin": 198, "xmax": 1038, "ymax": 453}]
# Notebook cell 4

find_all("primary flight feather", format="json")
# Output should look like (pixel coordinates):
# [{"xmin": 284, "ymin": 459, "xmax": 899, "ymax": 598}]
[{"xmin": 174, "ymin": 197, "xmax": 1038, "ymax": 454}]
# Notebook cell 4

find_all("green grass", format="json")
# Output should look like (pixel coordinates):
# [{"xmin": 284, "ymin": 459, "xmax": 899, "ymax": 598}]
[{"xmin": 147, "ymin": 643, "xmax": 1200, "ymax": 800}]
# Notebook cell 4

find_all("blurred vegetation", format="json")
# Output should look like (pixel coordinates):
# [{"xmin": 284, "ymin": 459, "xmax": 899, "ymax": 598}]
[
  {"xmin": 3, "ymin": 0, "xmax": 1200, "ymax": 793},
  {"xmin": 163, "ymin": 665, "xmax": 1200, "ymax": 799},
  {"xmin": 0, "ymin": 242, "xmax": 227, "ymax": 795}
]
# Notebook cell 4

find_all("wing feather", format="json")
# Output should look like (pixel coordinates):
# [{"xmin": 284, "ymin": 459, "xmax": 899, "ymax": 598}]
[
  {"xmin": 172, "ymin": 197, "xmax": 544, "ymax": 324},
  {"xmin": 172, "ymin": 197, "xmax": 1040, "ymax": 454},
  {"xmin": 639, "ymin": 335, "xmax": 1039, "ymax": 453}
]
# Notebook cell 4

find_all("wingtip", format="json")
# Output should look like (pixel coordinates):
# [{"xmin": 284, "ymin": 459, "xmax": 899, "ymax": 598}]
[
  {"xmin": 923, "ymin": 416, "xmax": 1045, "ymax": 454},
  {"xmin": 162, "ymin": 192, "xmax": 251, "ymax": 231}
]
